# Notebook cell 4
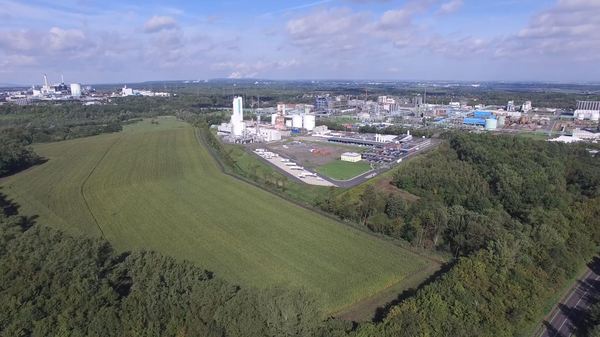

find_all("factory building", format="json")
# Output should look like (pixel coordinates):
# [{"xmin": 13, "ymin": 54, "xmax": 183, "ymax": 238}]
[
  {"xmin": 574, "ymin": 101, "xmax": 600, "ymax": 121},
  {"xmin": 231, "ymin": 96, "xmax": 245, "ymax": 137},
  {"xmin": 217, "ymin": 96, "xmax": 246, "ymax": 137},
  {"xmin": 485, "ymin": 118, "xmax": 498, "ymax": 130},
  {"xmin": 341, "ymin": 152, "xmax": 362, "ymax": 162},
  {"xmin": 315, "ymin": 96, "xmax": 329, "ymax": 112},
  {"xmin": 463, "ymin": 118, "xmax": 487, "ymax": 126},
  {"xmin": 70, "ymin": 83, "xmax": 81, "ymax": 97},
  {"xmin": 122, "ymin": 86, "xmax": 134, "ymax": 96}
]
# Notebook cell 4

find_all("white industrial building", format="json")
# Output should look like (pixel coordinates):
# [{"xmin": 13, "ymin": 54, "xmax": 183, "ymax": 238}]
[
  {"xmin": 217, "ymin": 96, "xmax": 246, "ymax": 137},
  {"xmin": 121, "ymin": 86, "xmax": 134, "ymax": 96},
  {"xmin": 374, "ymin": 134, "xmax": 398, "ymax": 143},
  {"xmin": 303, "ymin": 114, "xmax": 315, "ymax": 131},
  {"xmin": 231, "ymin": 96, "xmax": 245, "ymax": 136},
  {"xmin": 247, "ymin": 127, "xmax": 282, "ymax": 142},
  {"xmin": 341, "ymin": 152, "xmax": 362, "ymax": 162},
  {"xmin": 70, "ymin": 83, "xmax": 81, "ymax": 97},
  {"xmin": 572, "ymin": 128, "xmax": 600, "ymax": 140},
  {"xmin": 574, "ymin": 101, "xmax": 600, "ymax": 121}
]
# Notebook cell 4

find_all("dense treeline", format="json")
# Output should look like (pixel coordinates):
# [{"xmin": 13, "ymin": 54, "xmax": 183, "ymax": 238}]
[
  {"xmin": 0, "ymin": 194, "xmax": 355, "ymax": 337},
  {"xmin": 317, "ymin": 133, "xmax": 600, "ymax": 336},
  {"xmin": 0, "ymin": 97, "xmax": 230, "ymax": 143},
  {"xmin": 0, "ymin": 132, "xmax": 40, "ymax": 176}
]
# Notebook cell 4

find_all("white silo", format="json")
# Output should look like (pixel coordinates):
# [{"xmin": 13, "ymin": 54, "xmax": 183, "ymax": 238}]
[
  {"xmin": 292, "ymin": 114, "xmax": 303, "ymax": 128},
  {"xmin": 271, "ymin": 113, "xmax": 278, "ymax": 125},
  {"xmin": 485, "ymin": 118, "xmax": 498, "ymax": 130},
  {"xmin": 303, "ymin": 114, "xmax": 316, "ymax": 131},
  {"xmin": 70, "ymin": 83, "xmax": 82, "ymax": 97}
]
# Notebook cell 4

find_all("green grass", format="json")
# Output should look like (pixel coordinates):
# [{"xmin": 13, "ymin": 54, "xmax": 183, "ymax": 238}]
[
  {"xmin": 317, "ymin": 160, "xmax": 372, "ymax": 180},
  {"xmin": 1, "ymin": 117, "xmax": 431, "ymax": 313}
]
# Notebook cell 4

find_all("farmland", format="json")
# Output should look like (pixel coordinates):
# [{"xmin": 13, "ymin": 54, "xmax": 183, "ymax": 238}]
[
  {"xmin": 0, "ymin": 117, "xmax": 432, "ymax": 313},
  {"xmin": 316, "ymin": 160, "xmax": 372, "ymax": 180}
]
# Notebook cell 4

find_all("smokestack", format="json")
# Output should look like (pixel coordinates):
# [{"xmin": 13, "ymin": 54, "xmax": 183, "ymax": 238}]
[
  {"xmin": 43, "ymin": 74, "xmax": 48, "ymax": 87},
  {"xmin": 61, "ymin": 74, "xmax": 64, "ymax": 84}
]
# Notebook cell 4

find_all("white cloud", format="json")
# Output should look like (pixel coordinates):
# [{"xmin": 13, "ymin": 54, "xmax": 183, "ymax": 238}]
[
  {"xmin": 437, "ymin": 0, "xmax": 464, "ymax": 15},
  {"xmin": 48, "ymin": 27, "xmax": 88, "ymax": 52},
  {"xmin": 144, "ymin": 15, "xmax": 178, "ymax": 33},
  {"xmin": 496, "ymin": 0, "xmax": 600, "ymax": 60}
]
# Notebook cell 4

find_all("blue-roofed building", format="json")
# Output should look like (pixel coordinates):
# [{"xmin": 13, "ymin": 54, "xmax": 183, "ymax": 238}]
[
  {"xmin": 474, "ymin": 111, "xmax": 494, "ymax": 119},
  {"xmin": 463, "ymin": 118, "xmax": 486, "ymax": 126}
]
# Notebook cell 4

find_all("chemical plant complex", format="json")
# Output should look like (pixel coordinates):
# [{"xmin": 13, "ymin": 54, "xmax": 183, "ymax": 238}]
[{"xmin": 215, "ymin": 96, "xmax": 435, "ymax": 187}]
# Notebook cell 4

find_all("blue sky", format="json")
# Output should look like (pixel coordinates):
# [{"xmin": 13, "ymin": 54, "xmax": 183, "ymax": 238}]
[{"xmin": 0, "ymin": 0, "xmax": 599, "ymax": 84}]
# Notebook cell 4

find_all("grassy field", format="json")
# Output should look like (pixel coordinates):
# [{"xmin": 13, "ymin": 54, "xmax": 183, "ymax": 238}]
[
  {"xmin": 317, "ymin": 160, "xmax": 372, "ymax": 180},
  {"xmin": 1, "ymin": 117, "xmax": 432, "ymax": 313}
]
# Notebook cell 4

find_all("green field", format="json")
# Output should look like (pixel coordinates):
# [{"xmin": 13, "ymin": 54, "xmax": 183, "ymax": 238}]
[
  {"xmin": 317, "ymin": 160, "xmax": 372, "ymax": 180},
  {"xmin": 0, "ymin": 117, "xmax": 430, "ymax": 313}
]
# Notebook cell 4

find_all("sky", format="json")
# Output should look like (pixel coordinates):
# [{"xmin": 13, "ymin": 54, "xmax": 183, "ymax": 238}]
[{"xmin": 1, "ymin": 0, "xmax": 599, "ymax": 84}]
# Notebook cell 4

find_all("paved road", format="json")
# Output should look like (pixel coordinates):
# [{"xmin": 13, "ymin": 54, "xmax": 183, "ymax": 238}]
[{"xmin": 538, "ymin": 259, "xmax": 600, "ymax": 337}]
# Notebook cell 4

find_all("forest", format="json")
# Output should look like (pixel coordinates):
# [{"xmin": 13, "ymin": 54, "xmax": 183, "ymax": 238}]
[
  {"xmin": 318, "ymin": 133, "xmax": 600, "ymax": 336},
  {"xmin": 0, "ymin": 193, "xmax": 355, "ymax": 337}
]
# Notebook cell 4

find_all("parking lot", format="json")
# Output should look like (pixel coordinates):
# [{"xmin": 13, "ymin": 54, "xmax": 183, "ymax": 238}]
[{"xmin": 252, "ymin": 148, "xmax": 335, "ymax": 187}]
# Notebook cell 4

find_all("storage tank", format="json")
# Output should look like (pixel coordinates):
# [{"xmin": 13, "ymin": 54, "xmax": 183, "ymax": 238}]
[
  {"xmin": 303, "ymin": 114, "xmax": 316, "ymax": 131},
  {"xmin": 592, "ymin": 111, "xmax": 600, "ymax": 121},
  {"xmin": 485, "ymin": 118, "xmax": 498, "ymax": 130},
  {"xmin": 497, "ymin": 115, "xmax": 506, "ymax": 127},
  {"xmin": 271, "ymin": 113, "xmax": 278, "ymax": 125},
  {"xmin": 70, "ymin": 83, "xmax": 81, "ymax": 97},
  {"xmin": 292, "ymin": 114, "xmax": 303, "ymax": 128}
]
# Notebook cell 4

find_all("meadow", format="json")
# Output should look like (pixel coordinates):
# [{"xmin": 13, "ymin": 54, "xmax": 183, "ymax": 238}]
[
  {"xmin": 317, "ymin": 160, "xmax": 372, "ymax": 180},
  {"xmin": 1, "ymin": 117, "xmax": 431, "ymax": 313}
]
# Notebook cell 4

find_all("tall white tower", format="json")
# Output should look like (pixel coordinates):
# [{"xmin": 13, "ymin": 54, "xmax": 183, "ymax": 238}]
[{"xmin": 231, "ymin": 96, "xmax": 245, "ymax": 136}]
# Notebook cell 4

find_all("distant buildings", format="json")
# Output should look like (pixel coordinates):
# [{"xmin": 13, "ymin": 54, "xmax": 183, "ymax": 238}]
[
  {"xmin": 315, "ymin": 96, "xmax": 329, "ymax": 112},
  {"xmin": 119, "ymin": 85, "xmax": 170, "ymax": 97},
  {"xmin": 522, "ymin": 101, "xmax": 533, "ymax": 113},
  {"xmin": 574, "ymin": 101, "xmax": 600, "ymax": 121},
  {"xmin": 507, "ymin": 100, "xmax": 515, "ymax": 112}
]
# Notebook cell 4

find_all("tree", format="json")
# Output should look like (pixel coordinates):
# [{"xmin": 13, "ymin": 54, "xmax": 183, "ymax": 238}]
[
  {"xmin": 384, "ymin": 193, "xmax": 406, "ymax": 219},
  {"xmin": 359, "ymin": 185, "xmax": 378, "ymax": 225}
]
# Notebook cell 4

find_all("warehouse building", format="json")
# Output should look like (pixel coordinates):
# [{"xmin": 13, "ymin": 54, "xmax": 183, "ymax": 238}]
[{"xmin": 341, "ymin": 152, "xmax": 362, "ymax": 162}]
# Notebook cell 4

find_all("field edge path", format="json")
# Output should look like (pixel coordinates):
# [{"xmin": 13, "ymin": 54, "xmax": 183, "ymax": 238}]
[{"xmin": 79, "ymin": 134, "xmax": 123, "ymax": 238}]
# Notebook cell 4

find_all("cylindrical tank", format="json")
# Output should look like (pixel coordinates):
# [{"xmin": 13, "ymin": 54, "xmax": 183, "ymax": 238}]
[
  {"xmin": 497, "ymin": 115, "xmax": 506, "ymax": 127},
  {"xmin": 271, "ymin": 113, "xmax": 278, "ymax": 125},
  {"xmin": 70, "ymin": 83, "xmax": 81, "ymax": 97},
  {"xmin": 292, "ymin": 114, "xmax": 303, "ymax": 128},
  {"xmin": 303, "ymin": 114, "xmax": 315, "ymax": 131},
  {"xmin": 485, "ymin": 118, "xmax": 498, "ymax": 130},
  {"xmin": 591, "ymin": 111, "xmax": 600, "ymax": 121}
]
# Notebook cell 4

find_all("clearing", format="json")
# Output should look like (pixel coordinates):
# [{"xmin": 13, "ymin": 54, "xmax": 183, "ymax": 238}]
[
  {"xmin": 316, "ymin": 160, "xmax": 372, "ymax": 180},
  {"xmin": 1, "ymin": 117, "xmax": 433, "ymax": 314}
]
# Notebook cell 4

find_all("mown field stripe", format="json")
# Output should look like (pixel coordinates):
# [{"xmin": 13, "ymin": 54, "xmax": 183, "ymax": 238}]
[{"xmin": 79, "ymin": 134, "xmax": 123, "ymax": 239}]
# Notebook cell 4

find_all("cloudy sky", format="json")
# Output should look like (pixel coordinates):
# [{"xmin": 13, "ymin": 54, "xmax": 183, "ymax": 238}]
[{"xmin": 1, "ymin": 0, "xmax": 599, "ymax": 84}]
